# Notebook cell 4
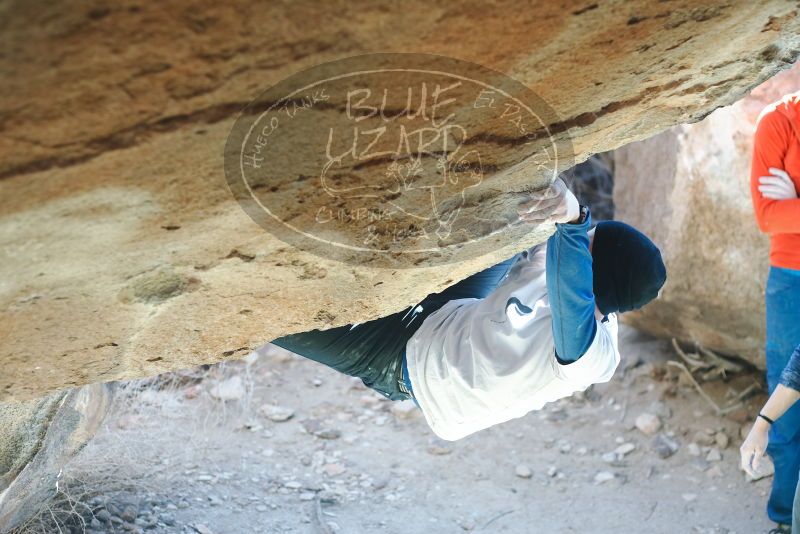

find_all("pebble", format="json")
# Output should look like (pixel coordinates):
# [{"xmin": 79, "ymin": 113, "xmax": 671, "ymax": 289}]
[
  {"xmin": 594, "ymin": 471, "xmax": 616, "ymax": 484},
  {"xmin": 300, "ymin": 492, "xmax": 316, "ymax": 501},
  {"xmin": 682, "ymin": 493, "xmax": 698, "ymax": 502},
  {"xmin": 706, "ymin": 464, "xmax": 724, "ymax": 479},
  {"xmin": 242, "ymin": 421, "xmax": 263, "ymax": 432},
  {"xmin": 96, "ymin": 509, "xmax": 111, "ymax": 523},
  {"xmin": 601, "ymin": 452, "xmax": 618, "ymax": 464},
  {"xmin": 515, "ymin": 464, "xmax": 533, "ymax": 479},
  {"xmin": 316, "ymin": 428, "xmax": 341, "ymax": 439},
  {"xmin": 692, "ymin": 429, "xmax": 716, "ymax": 446},
  {"xmin": 259, "ymin": 404, "xmax": 295, "ymax": 422},
  {"xmin": 651, "ymin": 434, "xmax": 680, "ymax": 459},
  {"xmin": 746, "ymin": 455, "xmax": 775, "ymax": 482},
  {"xmin": 691, "ymin": 457, "xmax": 711, "ymax": 472},
  {"xmin": 184, "ymin": 384, "xmax": 202, "ymax": 399},
  {"xmin": 427, "ymin": 439, "xmax": 453, "ymax": 456},
  {"xmin": 301, "ymin": 419, "xmax": 341, "ymax": 440},
  {"xmin": 687, "ymin": 442, "xmax": 701, "ymax": 457},
  {"xmin": 390, "ymin": 400, "xmax": 419, "ymax": 420},
  {"xmin": 706, "ymin": 448, "xmax": 722, "ymax": 462},
  {"xmin": 427, "ymin": 444, "xmax": 452, "ymax": 456},
  {"xmin": 208, "ymin": 376, "xmax": 245, "ymax": 401},
  {"xmin": 322, "ymin": 463, "xmax": 347, "ymax": 477},
  {"xmin": 614, "ymin": 443, "xmax": 636, "ymax": 456},
  {"xmin": 256, "ymin": 505, "xmax": 268, "ymax": 512},
  {"xmin": 359, "ymin": 393, "xmax": 382, "ymax": 406},
  {"xmin": 648, "ymin": 400, "xmax": 672, "ymax": 419},
  {"xmin": 547, "ymin": 466, "xmax": 558, "ymax": 478},
  {"xmin": 192, "ymin": 525, "xmax": 215, "ymax": 534},
  {"xmin": 119, "ymin": 506, "xmax": 138, "ymax": 522},
  {"xmin": 635, "ymin": 413, "xmax": 662, "ymax": 436},
  {"xmin": 459, "ymin": 518, "xmax": 477, "ymax": 531},
  {"xmin": 714, "ymin": 432, "xmax": 730, "ymax": 449}
]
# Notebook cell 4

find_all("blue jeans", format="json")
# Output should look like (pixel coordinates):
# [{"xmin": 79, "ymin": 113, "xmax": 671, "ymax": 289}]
[
  {"xmin": 794, "ymin": 479, "xmax": 800, "ymax": 532},
  {"xmin": 766, "ymin": 266, "xmax": 800, "ymax": 524}
]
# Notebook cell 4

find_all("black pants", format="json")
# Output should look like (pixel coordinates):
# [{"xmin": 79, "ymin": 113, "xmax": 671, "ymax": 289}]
[{"xmin": 272, "ymin": 254, "xmax": 519, "ymax": 400}]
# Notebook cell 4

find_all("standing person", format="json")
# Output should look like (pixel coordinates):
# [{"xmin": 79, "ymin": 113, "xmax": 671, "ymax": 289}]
[
  {"xmin": 751, "ymin": 92, "xmax": 800, "ymax": 531},
  {"xmin": 741, "ymin": 344, "xmax": 800, "ymax": 533},
  {"xmin": 272, "ymin": 178, "xmax": 666, "ymax": 441}
]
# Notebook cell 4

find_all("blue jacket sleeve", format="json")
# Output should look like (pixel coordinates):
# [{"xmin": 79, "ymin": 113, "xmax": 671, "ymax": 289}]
[
  {"xmin": 546, "ymin": 210, "xmax": 598, "ymax": 363},
  {"xmin": 780, "ymin": 344, "xmax": 800, "ymax": 392}
]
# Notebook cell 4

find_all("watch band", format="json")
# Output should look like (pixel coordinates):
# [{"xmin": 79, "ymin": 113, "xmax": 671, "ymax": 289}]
[{"xmin": 758, "ymin": 413, "xmax": 775, "ymax": 425}]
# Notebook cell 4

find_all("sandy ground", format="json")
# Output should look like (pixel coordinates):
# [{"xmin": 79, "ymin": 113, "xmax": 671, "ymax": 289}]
[{"xmin": 13, "ymin": 325, "xmax": 778, "ymax": 534}]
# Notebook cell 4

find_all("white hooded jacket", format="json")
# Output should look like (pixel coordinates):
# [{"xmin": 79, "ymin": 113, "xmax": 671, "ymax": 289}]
[{"xmin": 405, "ymin": 243, "xmax": 620, "ymax": 441}]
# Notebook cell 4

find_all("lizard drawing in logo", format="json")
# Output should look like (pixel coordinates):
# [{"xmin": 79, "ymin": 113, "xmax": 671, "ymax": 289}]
[{"xmin": 320, "ymin": 123, "xmax": 484, "ymax": 242}]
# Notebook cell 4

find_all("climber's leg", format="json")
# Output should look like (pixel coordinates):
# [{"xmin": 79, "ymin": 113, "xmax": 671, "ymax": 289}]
[
  {"xmin": 271, "ymin": 251, "xmax": 521, "ymax": 400},
  {"xmin": 765, "ymin": 266, "xmax": 800, "ymax": 524}
]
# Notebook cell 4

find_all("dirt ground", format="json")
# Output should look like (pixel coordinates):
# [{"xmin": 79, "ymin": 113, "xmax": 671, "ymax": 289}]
[{"xmin": 13, "ymin": 325, "xmax": 778, "ymax": 534}]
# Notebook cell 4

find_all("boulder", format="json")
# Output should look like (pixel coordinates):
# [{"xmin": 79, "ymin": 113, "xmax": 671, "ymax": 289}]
[
  {"xmin": 1, "ymin": 1, "xmax": 799, "ymax": 399},
  {"xmin": 0, "ymin": 384, "xmax": 113, "ymax": 532},
  {"xmin": 614, "ymin": 65, "xmax": 800, "ymax": 368}
]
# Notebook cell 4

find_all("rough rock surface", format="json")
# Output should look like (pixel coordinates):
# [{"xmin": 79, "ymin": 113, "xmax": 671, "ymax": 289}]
[
  {"xmin": 0, "ymin": 392, "xmax": 67, "ymax": 493},
  {"xmin": 0, "ymin": 384, "xmax": 113, "ymax": 532},
  {"xmin": 614, "ymin": 64, "xmax": 800, "ymax": 368},
  {"xmin": 1, "ymin": 0, "xmax": 799, "ymax": 400}
]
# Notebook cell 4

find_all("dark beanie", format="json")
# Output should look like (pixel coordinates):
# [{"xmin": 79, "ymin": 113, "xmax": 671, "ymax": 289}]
[{"xmin": 591, "ymin": 221, "xmax": 666, "ymax": 315}]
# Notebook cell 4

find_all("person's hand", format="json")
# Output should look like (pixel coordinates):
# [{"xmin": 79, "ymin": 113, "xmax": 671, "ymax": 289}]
[
  {"xmin": 517, "ymin": 178, "xmax": 581, "ymax": 226},
  {"xmin": 740, "ymin": 418, "xmax": 770, "ymax": 477},
  {"xmin": 758, "ymin": 167, "xmax": 798, "ymax": 200}
]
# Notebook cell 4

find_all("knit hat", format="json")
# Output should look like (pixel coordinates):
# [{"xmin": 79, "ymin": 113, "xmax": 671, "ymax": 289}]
[{"xmin": 591, "ymin": 221, "xmax": 666, "ymax": 315}]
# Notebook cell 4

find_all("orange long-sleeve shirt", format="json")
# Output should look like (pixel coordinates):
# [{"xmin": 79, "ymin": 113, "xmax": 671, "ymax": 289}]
[{"xmin": 750, "ymin": 92, "xmax": 800, "ymax": 269}]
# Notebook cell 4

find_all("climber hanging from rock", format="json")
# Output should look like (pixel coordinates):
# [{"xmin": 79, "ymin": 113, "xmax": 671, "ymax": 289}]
[{"xmin": 272, "ymin": 178, "xmax": 667, "ymax": 441}]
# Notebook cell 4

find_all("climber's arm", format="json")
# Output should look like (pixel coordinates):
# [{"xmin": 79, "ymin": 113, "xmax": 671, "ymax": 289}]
[
  {"xmin": 750, "ymin": 109, "xmax": 800, "ymax": 234},
  {"xmin": 741, "ymin": 344, "xmax": 800, "ymax": 477},
  {"xmin": 545, "ymin": 207, "xmax": 597, "ymax": 364}
]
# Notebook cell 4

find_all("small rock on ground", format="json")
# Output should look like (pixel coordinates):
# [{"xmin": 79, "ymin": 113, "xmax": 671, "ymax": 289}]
[
  {"xmin": 208, "ymin": 376, "xmax": 245, "ymax": 402},
  {"xmin": 635, "ymin": 413, "xmax": 662, "ymax": 436},
  {"xmin": 515, "ymin": 464, "xmax": 533, "ymax": 479},
  {"xmin": 259, "ymin": 404, "xmax": 294, "ymax": 422},
  {"xmin": 652, "ymin": 434, "xmax": 680, "ymax": 459},
  {"xmin": 391, "ymin": 400, "xmax": 419, "ymax": 420},
  {"xmin": 594, "ymin": 471, "xmax": 616, "ymax": 484},
  {"xmin": 746, "ymin": 455, "xmax": 775, "ymax": 482},
  {"xmin": 706, "ymin": 448, "xmax": 722, "ymax": 462}
]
